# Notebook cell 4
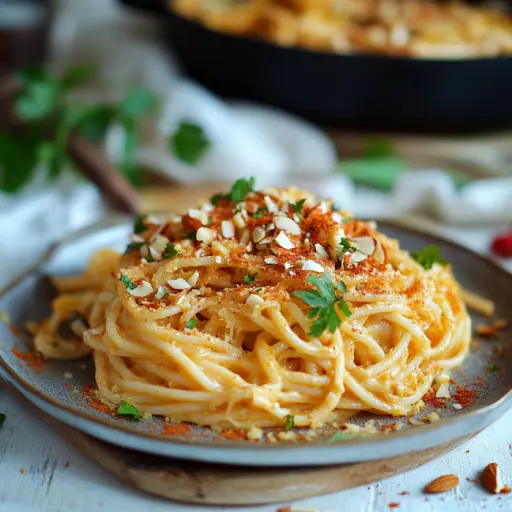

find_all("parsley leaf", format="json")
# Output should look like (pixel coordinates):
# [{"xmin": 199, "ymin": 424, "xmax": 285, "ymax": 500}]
[
  {"xmin": 294, "ymin": 273, "xmax": 352, "ymax": 337},
  {"xmin": 117, "ymin": 401, "xmax": 141, "ymax": 421},
  {"xmin": 0, "ymin": 413, "xmax": 5, "ymax": 427},
  {"xmin": 284, "ymin": 415, "xmax": 294, "ymax": 431},
  {"xmin": 293, "ymin": 198, "xmax": 307, "ymax": 214},
  {"xmin": 411, "ymin": 246, "xmax": 449, "ymax": 270},
  {"xmin": 210, "ymin": 193, "xmax": 224, "ymax": 206},
  {"xmin": 124, "ymin": 242, "xmax": 143, "ymax": 255},
  {"xmin": 119, "ymin": 274, "xmax": 137, "ymax": 290},
  {"xmin": 229, "ymin": 177, "xmax": 255, "ymax": 202},
  {"xmin": 339, "ymin": 237, "xmax": 355, "ymax": 253},
  {"xmin": 171, "ymin": 121, "xmax": 210, "ymax": 165},
  {"xmin": 163, "ymin": 244, "xmax": 179, "ymax": 259},
  {"xmin": 328, "ymin": 431, "xmax": 344, "ymax": 443},
  {"xmin": 0, "ymin": 65, "xmax": 157, "ymax": 194},
  {"xmin": 186, "ymin": 318, "xmax": 198, "ymax": 329},
  {"xmin": 338, "ymin": 139, "xmax": 405, "ymax": 191},
  {"xmin": 133, "ymin": 216, "xmax": 147, "ymax": 234},
  {"xmin": 244, "ymin": 273, "xmax": 257, "ymax": 284},
  {"xmin": 488, "ymin": 362, "xmax": 498, "ymax": 373},
  {"xmin": 253, "ymin": 207, "xmax": 268, "ymax": 219}
]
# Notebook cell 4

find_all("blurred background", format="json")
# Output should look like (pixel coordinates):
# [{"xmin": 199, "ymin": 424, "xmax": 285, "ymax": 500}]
[{"xmin": 1, "ymin": 0, "xmax": 512, "ymax": 284}]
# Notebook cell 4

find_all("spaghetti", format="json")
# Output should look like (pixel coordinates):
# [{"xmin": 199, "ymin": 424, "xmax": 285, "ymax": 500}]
[{"xmin": 35, "ymin": 181, "xmax": 471, "ymax": 429}]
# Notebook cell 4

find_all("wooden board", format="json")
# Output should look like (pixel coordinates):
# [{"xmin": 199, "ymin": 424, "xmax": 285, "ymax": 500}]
[{"xmin": 38, "ymin": 411, "xmax": 472, "ymax": 505}]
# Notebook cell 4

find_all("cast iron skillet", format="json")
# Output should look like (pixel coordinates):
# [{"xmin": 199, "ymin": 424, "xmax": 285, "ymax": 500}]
[{"xmin": 120, "ymin": 0, "xmax": 512, "ymax": 133}]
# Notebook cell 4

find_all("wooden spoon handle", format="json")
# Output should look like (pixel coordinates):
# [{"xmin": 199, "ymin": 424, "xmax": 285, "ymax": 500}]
[{"xmin": 67, "ymin": 135, "xmax": 140, "ymax": 215}]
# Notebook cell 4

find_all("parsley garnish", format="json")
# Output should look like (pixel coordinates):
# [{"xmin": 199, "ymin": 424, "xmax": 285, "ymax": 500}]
[
  {"xmin": 0, "ymin": 413, "xmax": 5, "ymax": 427},
  {"xmin": 117, "ymin": 401, "xmax": 141, "ymax": 421},
  {"xmin": 229, "ymin": 177, "xmax": 255, "ymax": 202},
  {"xmin": 209, "ymin": 177, "xmax": 256, "ymax": 206},
  {"xmin": 163, "ymin": 243, "xmax": 179, "ymax": 259},
  {"xmin": 411, "ymin": 246, "xmax": 449, "ymax": 270},
  {"xmin": 185, "ymin": 232, "xmax": 196, "ymax": 240},
  {"xmin": 253, "ymin": 207, "xmax": 268, "ymax": 219},
  {"xmin": 255, "ymin": 288, "xmax": 263, "ymax": 293},
  {"xmin": 338, "ymin": 139, "xmax": 405, "ymax": 191},
  {"xmin": 328, "ymin": 431, "xmax": 344, "ymax": 443},
  {"xmin": 284, "ymin": 415, "xmax": 294, "ymax": 431},
  {"xmin": 124, "ymin": 242, "xmax": 143, "ymax": 255},
  {"xmin": 186, "ymin": 318, "xmax": 198, "ymax": 329},
  {"xmin": 244, "ymin": 273, "xmax": 257, "ymax": 284},
  {"xmin": 210, "ymin": 193, "xmax": 224, "ymax": 206},
  {"xmin": 171, "ymin": 121, "xmax": 210, "ymax": 165},
  {"xmin": 119, "ymin": 274, "xmax": 137, "ymax": 290},
  {"xmin": 294, "ymin": 274, "xmax": 352, "ymax": 337},
  {"xmin": 133, "ymin": 215, "xmax": 147, "ymax": 234},
  {"xmin": 339, "ymin": 237, "xmax": 355, "ymax": 253},
  {"xmin": 293, "ymin": 198, "xmax": 307, "ymax": 214},
  {"xmin": 488, "ymin": 362, "xmax": 498, "ymax": 373},
  {"xmin": 0, "ymin": 66, "xmax": 157, "ymax": 193}
]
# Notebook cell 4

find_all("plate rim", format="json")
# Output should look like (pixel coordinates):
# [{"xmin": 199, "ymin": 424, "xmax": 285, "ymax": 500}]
[{"xmin": 1, "ymin": 216, "xmax": 511, "ymax": 457}]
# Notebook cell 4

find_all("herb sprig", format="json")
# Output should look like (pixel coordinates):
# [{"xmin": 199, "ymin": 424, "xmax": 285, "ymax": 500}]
[
  {"xmin": 163, "ymin": 244, "xmax": 180, "ymax": 259},
  {"xmin": 294, "ymin": 273, "xmax": 352, "ymax": 337},
  {"xmin": 171, "ymin": 121, "xmax": 210, "ymax": 165},
  {"xmin": 210, "ymin": 177, "xmax": 255, "ymax": 205},
  {"xmin": 119, "ymin": 274, "xmax": 137, "ymax": 290},
  {"xmin": 186, "ymin": 318, "xmax": 198, "ymax": 330},
  {"xmin": 284, "ymin": 415, "xmax": 294, "ymax": 431},
  {"xmin": 244, "ymin": 273, "xmax": 257, "ymax": 284},
  {"xmin": 117, "ymin": 401, "xmax": 141, "ymax": 421},
  {"xmin": 412, "ymin": 246, "xmax": 448, "ymax": 270},
  {"xmin": 0, "ymin": 65, "xmax": 158, "ymax": 193}
]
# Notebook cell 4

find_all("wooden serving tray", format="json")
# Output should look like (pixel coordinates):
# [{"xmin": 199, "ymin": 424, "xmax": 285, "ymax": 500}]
[{"xmin": 2, "ymin": 375, "xmax": 471, "ymax": 506}]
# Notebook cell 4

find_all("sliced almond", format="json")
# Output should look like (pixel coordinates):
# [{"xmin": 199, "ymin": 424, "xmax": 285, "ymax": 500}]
[
  {"xmin": 264, "ymin": 257, "xmax": 278, "ymax": 265},
  {"xmin": 258, "ymin": 237, "xmax": 274, "ymax": 245},
  {"xmin": 264, "ymin": 195, "xmax": 279, "ymax": 213},
  {"xmin": 131, "ymin": 234, "xmax": 144, "ymax": 243},
  {"xmin": 127, "ymin": 280, "xmax": 154, "ymax": 297},
  {"xmin": 155, "ymin": 286, "xmax": 168, "ymax": 300},
  {"xmin": 167, "ymin": 278, "xmax": 191, "ymax": 290},
  {"xmin": 221, "ymin": 220, "xmax": 235, "ymax": 239},
  {"xmin": 350, "ymin": 236, "xmax": 376, "ymax": 256},
  {"xmin": 302, "ymin": 260, "xmax": 324, "ymax": 273},
  {"xmin": 187, "ymin": 271, "xmax": 200, "ymax": 287},
  {"xmin": 425, "ymin": 474, "xmax": 459, "ymax": 494},
  {"xmin": 253, "ymin": 226, "xmax": 266, "ymax": 243},
  {"xmin": 350, "ymin": 251, "xmax": 368, "ymax": 264},
  {"xmin": 274, "ymin": 215, "xmax": 301, "ymax": 235},
  {"xmin": 436, "ymin": 382, "xmax": 450, "ymax": 399},
  {"xmin": 187, "ymin": 209, "xmax": 203, "ymax": 221},
  {"xmin": 239, "ymin": 229, "xmax": 251, "ymax": 245},
  {"xmin": 372, "ymin": 241, "xmax": 387, "ymax": 265},
  {"xmin": 275, "ymin": 232, "xmax": 295, "ymax": 250},
  {"xmin": 315, "ymin": 243, "xmax": 329, "ymax": 259},
  {"xmin": 196, "ymin": 227, "xmax": 216, "ymax": 243},
  {"xmin": 482, "ymin": 463, "xmax": 506, "ymax": 494},
  {"xmin": 233, "ymin": 212, "xmax": 246, "ymax": 229}
]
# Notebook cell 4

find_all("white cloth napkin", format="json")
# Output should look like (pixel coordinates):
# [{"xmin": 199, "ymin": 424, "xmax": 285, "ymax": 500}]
[{"xmin": 1, "ymin": 0, "xmax": 511, "ymax": 287}]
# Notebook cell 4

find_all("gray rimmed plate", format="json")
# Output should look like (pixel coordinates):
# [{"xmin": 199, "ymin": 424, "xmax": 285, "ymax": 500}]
[{"xmin": 0, "ymin": 217, "xmax": 511, "ymax": 467}]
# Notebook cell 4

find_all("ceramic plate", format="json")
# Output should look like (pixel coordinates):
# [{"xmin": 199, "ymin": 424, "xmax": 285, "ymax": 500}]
[{"xmin": 0, "ymin": 218, "xmax": 511, "ymax": 467}]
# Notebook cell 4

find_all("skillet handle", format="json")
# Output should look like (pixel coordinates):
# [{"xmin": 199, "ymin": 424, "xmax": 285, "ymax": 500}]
[{"xmin": 117, "ymin": 0, "xmax": 169, "ymax": 15}]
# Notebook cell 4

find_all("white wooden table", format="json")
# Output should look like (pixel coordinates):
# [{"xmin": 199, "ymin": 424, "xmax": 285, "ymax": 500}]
[{"xmin": 1, "ymin": 221, "xmax": 511, "ymax": 512}]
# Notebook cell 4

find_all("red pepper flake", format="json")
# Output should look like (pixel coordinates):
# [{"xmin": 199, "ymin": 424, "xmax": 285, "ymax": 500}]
[
  {"xmin": 399, "ymin": 491, "xmax": 409, "ymax": 496},
  {"xmin": 423, "ymin": 389, "xmax": 449, "ymax": 409},
  {"xmin": 8, "ymin": 325, "xmax": 23, "ymax": 338},
  {"xmin": 81, "ymin": 386, "xmax": 112, "ymax": 414},
  {"xmin": 389, "ymin": 503, "xmax": 400, "ymax": 509},
  {"xmin": 491, "ymin": 230, "xmax": 512, "ymax": 258},
  {"xmin": 221, "ymin": 428, "xmax": 246, "ymax": 441},
  {"xmin": 10, "ymin": 347, "xmax": 43, "ymax": 372},
  {"xmin": 161, "ymin": 423, "xmax": 192, "ymax": 436},
  {"xmin": 452, "ymin": 385, "xmax": 478, "ymax": 409},
  {"xmin": 501, "ymin": 485, "xmax": 511, "ymax": 494}
]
